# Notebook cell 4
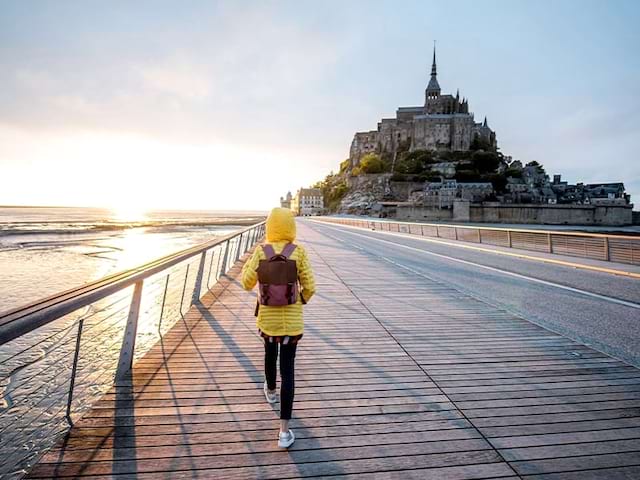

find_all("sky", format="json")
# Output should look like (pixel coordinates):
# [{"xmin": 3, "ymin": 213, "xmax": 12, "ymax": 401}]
[{"xmin": 1, "ymin": 0, "xmax": 639, "ymax": 211}]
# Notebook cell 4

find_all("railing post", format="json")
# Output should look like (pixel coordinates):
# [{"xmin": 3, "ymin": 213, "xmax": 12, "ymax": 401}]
[
  {"xmin": 214, "ymin": 245, "xmax": 223, "ymax": 281},
  {"xmin": 236, "ymin": 233, "xmax": 244, "ymax": 261},
  {"xmin": 178, "ymin": 264, "xmax": 190, "ymax": 316},
  {"xmin": 604, "ymin": 237, "xmax": 610, "ymax": 261},
  {"xmin": 435, "ymin": 225, "xmax": 440, "ymax": 238},
  {"xmin": 231, "ymin": 238, "xmax": 238, "ymax": 263},
  {"xmin": 191, "ymin": 251, "xmax": 207, "ymax": 305},
  {"xmin": 454, "ymin": 228, "xmax": 458, "ymax": 241},
  {"xmin": 507, "ymin": 230, "xmax": 512, "ymax": 248},
  {"xmin": 158, "ymin": 274, "xmax": 170, "ymax": 335},
  {"xmin": 239, "ymin": 232, "xmax": 245, "ymax": 257},
  {"xmin": 219, "ymin": 240, "xmax": 230, "ymax": 276},
  {"xmin": 116, "ymin": 280, "xmax": 144, "ymax": 381},
  {"xmin": 547, "ymin": 233, "xmax": 553, "ymax": 253},
  {"xmin": 420, "ymin": 224, "xmax": 424, "ymax": 236},
  {"xmin": 206, "ymin": 248, "xmax": 216, "ymax": 289},
  {"xmin": 66, "ymin": 318, "xmax": 85, "ymax": 425},
  {"xmin": 477, "ymin": 229, "xmax": 482, "ymax": 243}
]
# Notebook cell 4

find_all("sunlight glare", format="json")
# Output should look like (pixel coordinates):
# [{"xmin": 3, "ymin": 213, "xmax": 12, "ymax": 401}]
[{"xmin": 110, "ymin": 204, "xmax": 149, "ymax": 223}]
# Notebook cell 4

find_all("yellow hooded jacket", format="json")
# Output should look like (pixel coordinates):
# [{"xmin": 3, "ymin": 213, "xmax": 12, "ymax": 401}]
[{"xmin": 241, "ymin": 208, "xmax": 315, "ymax": 336}]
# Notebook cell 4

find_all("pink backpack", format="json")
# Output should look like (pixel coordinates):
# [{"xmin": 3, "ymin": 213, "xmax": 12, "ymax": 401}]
[{"xmin": 256, "ymin": 243, "xmax": 299, "ymax": 306}]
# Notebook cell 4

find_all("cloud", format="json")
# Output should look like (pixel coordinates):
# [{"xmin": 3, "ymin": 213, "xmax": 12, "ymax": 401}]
[{"xmin": 136, "ymin": 60, "xmax": 212, "ymax": 101}]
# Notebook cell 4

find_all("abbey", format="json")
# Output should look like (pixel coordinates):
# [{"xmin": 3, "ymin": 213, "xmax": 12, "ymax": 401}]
[{"xmin": 349, "ymin": 47, "xmax": 496, "ymax": 166}]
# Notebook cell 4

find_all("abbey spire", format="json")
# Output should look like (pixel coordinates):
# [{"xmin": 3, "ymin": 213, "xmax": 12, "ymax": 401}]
[
  {"xmin": 431, "ymin": 44, "xmax": 437, "ymax": 76},
  {"xmin": 425, "ymin": 43, "xmax": 441, "ymax": 101}
]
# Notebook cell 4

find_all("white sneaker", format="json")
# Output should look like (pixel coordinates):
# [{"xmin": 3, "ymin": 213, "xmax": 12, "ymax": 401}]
[
  {"xmin": 263, "ymin": 382, "xmax": 277, "ymax": 404},
  {"xmin": 278, "ymin": 429, "xmax": 295, "ymax": 448}
]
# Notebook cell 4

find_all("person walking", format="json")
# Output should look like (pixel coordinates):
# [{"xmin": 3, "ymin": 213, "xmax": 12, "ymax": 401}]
[{"xmin": 241, "ymin": 208, "xmax": 316, "ymax": 448}]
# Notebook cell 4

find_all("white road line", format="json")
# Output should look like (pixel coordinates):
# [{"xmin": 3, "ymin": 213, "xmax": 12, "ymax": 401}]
[{"xmin": 314, "ymin": 222, "xmax": 640, "ymax": 311}]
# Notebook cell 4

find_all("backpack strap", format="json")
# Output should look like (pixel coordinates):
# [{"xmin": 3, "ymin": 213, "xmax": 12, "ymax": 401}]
[
  {"xmin": 262, "ymin": 244, "xmax": 276, "ymax": 259},
  {"xmin": 280, "ymin": 243, "xmax": 297, "ymax": 259}
]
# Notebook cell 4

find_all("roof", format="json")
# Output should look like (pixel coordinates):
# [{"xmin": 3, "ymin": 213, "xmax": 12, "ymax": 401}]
[
  {"xmin": 457, "ymin": 182, "xmax": 493, "ymax": 188},
  {"xmin": 298, "ymin": 188, "xmax": 323, "ymax": 197},
  {"xmin": 585, "ymin": 183, "xmax": 625, "ymax": 189},
  {"xmin": 397, "ymin": 106, "xmax": 424, "ymax": 112},
  {"xmin": 426, "ymin": 76, "xmax": 440, "ymax": 92}
]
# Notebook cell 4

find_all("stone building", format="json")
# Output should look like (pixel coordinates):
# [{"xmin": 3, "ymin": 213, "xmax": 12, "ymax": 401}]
[
  {"xmin": 280, "ymin": 191, "xmax": 292, "ymax": 209},
  {"xmin": 550, "ymin": 177, "xmax": 630, "ymax": 206},
  {"xmin": 349, "ymin": 46, "xmax": 496, "ymax": 166},
  {"xmin": 291, "ymin": 188, "xmax": 324, "ymax": 216},
  {"xmin": 424, "ymin": 179, "xmax": 494, "ymax": 208}
]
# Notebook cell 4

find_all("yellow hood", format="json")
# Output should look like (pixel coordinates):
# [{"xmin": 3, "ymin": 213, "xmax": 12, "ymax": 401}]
[{"xmin": 265, "ymin": 208, "xmax": 296, "ymax": 243}]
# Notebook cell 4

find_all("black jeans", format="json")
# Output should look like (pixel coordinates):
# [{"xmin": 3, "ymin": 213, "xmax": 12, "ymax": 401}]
[{"xmin": 264, "ymin": 340, "xmax": 297, "ymax": 420}]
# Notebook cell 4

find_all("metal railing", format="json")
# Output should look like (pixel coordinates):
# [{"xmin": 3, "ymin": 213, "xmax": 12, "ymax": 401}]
[
  {"xmin": 0, "ymin": 221, "xmax": 265, "ymax": 478},
  {"xmin": 314, "ymin": 216, "xmax": 640, "ymax": 266}
]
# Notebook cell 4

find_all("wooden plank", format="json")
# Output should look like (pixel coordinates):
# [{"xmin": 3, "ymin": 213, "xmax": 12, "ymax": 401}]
[
  {"xmin": 521, "ymin": 465, "xmax": 640, "ymax": 479},
  {"xmin": 512, "ymin": 451, "xmax": 640, "ymax": 475}
]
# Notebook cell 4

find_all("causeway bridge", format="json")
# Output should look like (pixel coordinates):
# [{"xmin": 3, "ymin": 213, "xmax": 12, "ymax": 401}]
[{"xmin": 1, "ymin": 218, "xmax": 640, "ymax": 479}]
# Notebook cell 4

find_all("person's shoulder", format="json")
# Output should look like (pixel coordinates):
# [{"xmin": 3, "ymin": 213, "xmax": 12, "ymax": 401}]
[
  {"xmin": 253, "ymin": 244, "xmax": 266, "ymax": 258},
  {"xmin": 293, "ymin": 243, "xmax": 308, "ymax": 255}
]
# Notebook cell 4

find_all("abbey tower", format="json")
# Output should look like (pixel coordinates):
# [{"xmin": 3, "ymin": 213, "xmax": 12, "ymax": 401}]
[{"xmin": 349, "ymin": 46, "xmax": 497, "ymax": 166}]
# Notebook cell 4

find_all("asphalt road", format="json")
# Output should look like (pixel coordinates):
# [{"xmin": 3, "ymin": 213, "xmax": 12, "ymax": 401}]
[{"xmin": 305, "ymin": 219, "xmax": 640, "ymax": 368}]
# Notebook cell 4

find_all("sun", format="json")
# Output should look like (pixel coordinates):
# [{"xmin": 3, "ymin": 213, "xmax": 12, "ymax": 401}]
[{"xmin": 110, "ymin": 203, "xmax": 149, "ymax": 223}]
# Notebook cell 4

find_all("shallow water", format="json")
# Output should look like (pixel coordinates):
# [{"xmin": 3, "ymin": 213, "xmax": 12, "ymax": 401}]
[{"xmin": 0, "ymin": 206, "xmax": 264, "ymax": 313}]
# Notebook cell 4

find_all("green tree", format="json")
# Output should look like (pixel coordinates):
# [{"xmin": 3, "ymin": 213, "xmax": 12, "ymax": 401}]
[
  {"xmin": 471, "ymin": 150, "xmax": 500, "ymax": 174},
  {"xmin": 526, "ymin": 160, "xmax": 546, "ymax": 174},
  {"xmin": 339, "ymin": 159, "xmax": 350, "ymax": 174},
  {"xmin": 394, "ymin": 149, "xmax": 436, "ymax": 174},
  {"xmin": 455, "ymin": 169, "xmax": 482, "ymax": 182},
  {"xmin": 504, "ymin": 168, "xmax": 523, "ymax": 178},
  {"xmin": 485, "ymin": 173, "xmax": 508, "ymax": 193},
  {"xmin": 470, "ymin": 134, "xmax": 494, "ymax": 152},
  {"xmin": 418, "ymin": 171, "xmax": 442, "ymax": 182},
  {"xmin": 359, "ymin": 153, "xmax": 386, "ymax": 174}
]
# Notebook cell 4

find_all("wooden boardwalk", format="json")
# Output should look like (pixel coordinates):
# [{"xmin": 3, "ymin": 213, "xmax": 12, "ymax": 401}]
[{"xmin": 28, "ymin": 221, "xmax": 640, "ymax": 479}]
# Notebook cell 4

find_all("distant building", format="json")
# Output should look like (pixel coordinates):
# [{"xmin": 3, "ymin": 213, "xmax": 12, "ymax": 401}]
[
  {"xmin": 280, "ymin": 191, "xmax": 292, "ymax": 209},
  {"xmin": 291, "ymin": 188, "xmax": 324, "ymax": 216},
  {"xmin": 424, "ymin": 180, "xmax": 493, "ymax": 208},
  {"xmin": 349, "ymin": 45, "xmax": 496, "ymax": 167},
  {"xmin": 551, "ymin": 178, "xmax": 630, "ymax": 206}
]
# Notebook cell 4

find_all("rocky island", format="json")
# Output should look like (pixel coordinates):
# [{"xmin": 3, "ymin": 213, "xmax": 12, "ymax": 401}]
[{"xmin": 312, "ymin": 47, "xmax": 634, "ymax": 226}]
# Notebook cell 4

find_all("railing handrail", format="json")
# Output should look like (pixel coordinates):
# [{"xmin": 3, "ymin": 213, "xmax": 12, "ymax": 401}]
[
  {"xmin": 327, "ymin": 216, "xmax": 639, "ymax": 240},
  {"xmin": 316, "ymin": 216, "xmax": 640, "ymax": 267},
  {"xmin": 0, "ymin": 220, "xmax": 266, "ymax": 346}
]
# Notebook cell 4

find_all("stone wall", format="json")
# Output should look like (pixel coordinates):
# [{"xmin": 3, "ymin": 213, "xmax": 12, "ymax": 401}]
[
  {"xmin": 393, "ymin": 205, "xmax": 453, "ymax": 221},
  {"xmin": 390, "ymin": 181, "xmax": 425, "ymax": 200},
  {"xmin": 392, "ymin": 202, "xmax": 633, "ymax": 226},
  {"xmin": 469, "ymin": 203, "xmax": 633, "ymax": 226}
]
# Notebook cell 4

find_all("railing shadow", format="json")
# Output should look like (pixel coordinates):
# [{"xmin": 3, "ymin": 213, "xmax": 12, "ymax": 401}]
[{"xmin": 112, "ymin": 377, "xmax": 137, "ymax": 475}]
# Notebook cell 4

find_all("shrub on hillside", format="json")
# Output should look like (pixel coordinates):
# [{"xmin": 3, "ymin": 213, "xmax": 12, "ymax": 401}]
[
  {"xmin": 359, "ymin": 153, "xmax": 386, "ymax": 174},
  {"xmin": 471, "ymin": 150, "xmax": 501, "ymax": 174}
]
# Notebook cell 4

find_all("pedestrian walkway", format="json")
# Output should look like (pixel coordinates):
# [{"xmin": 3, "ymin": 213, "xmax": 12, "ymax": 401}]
[{"xmin": 28, "ymin": 221, "xmax": 640, "ymax": 479}]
